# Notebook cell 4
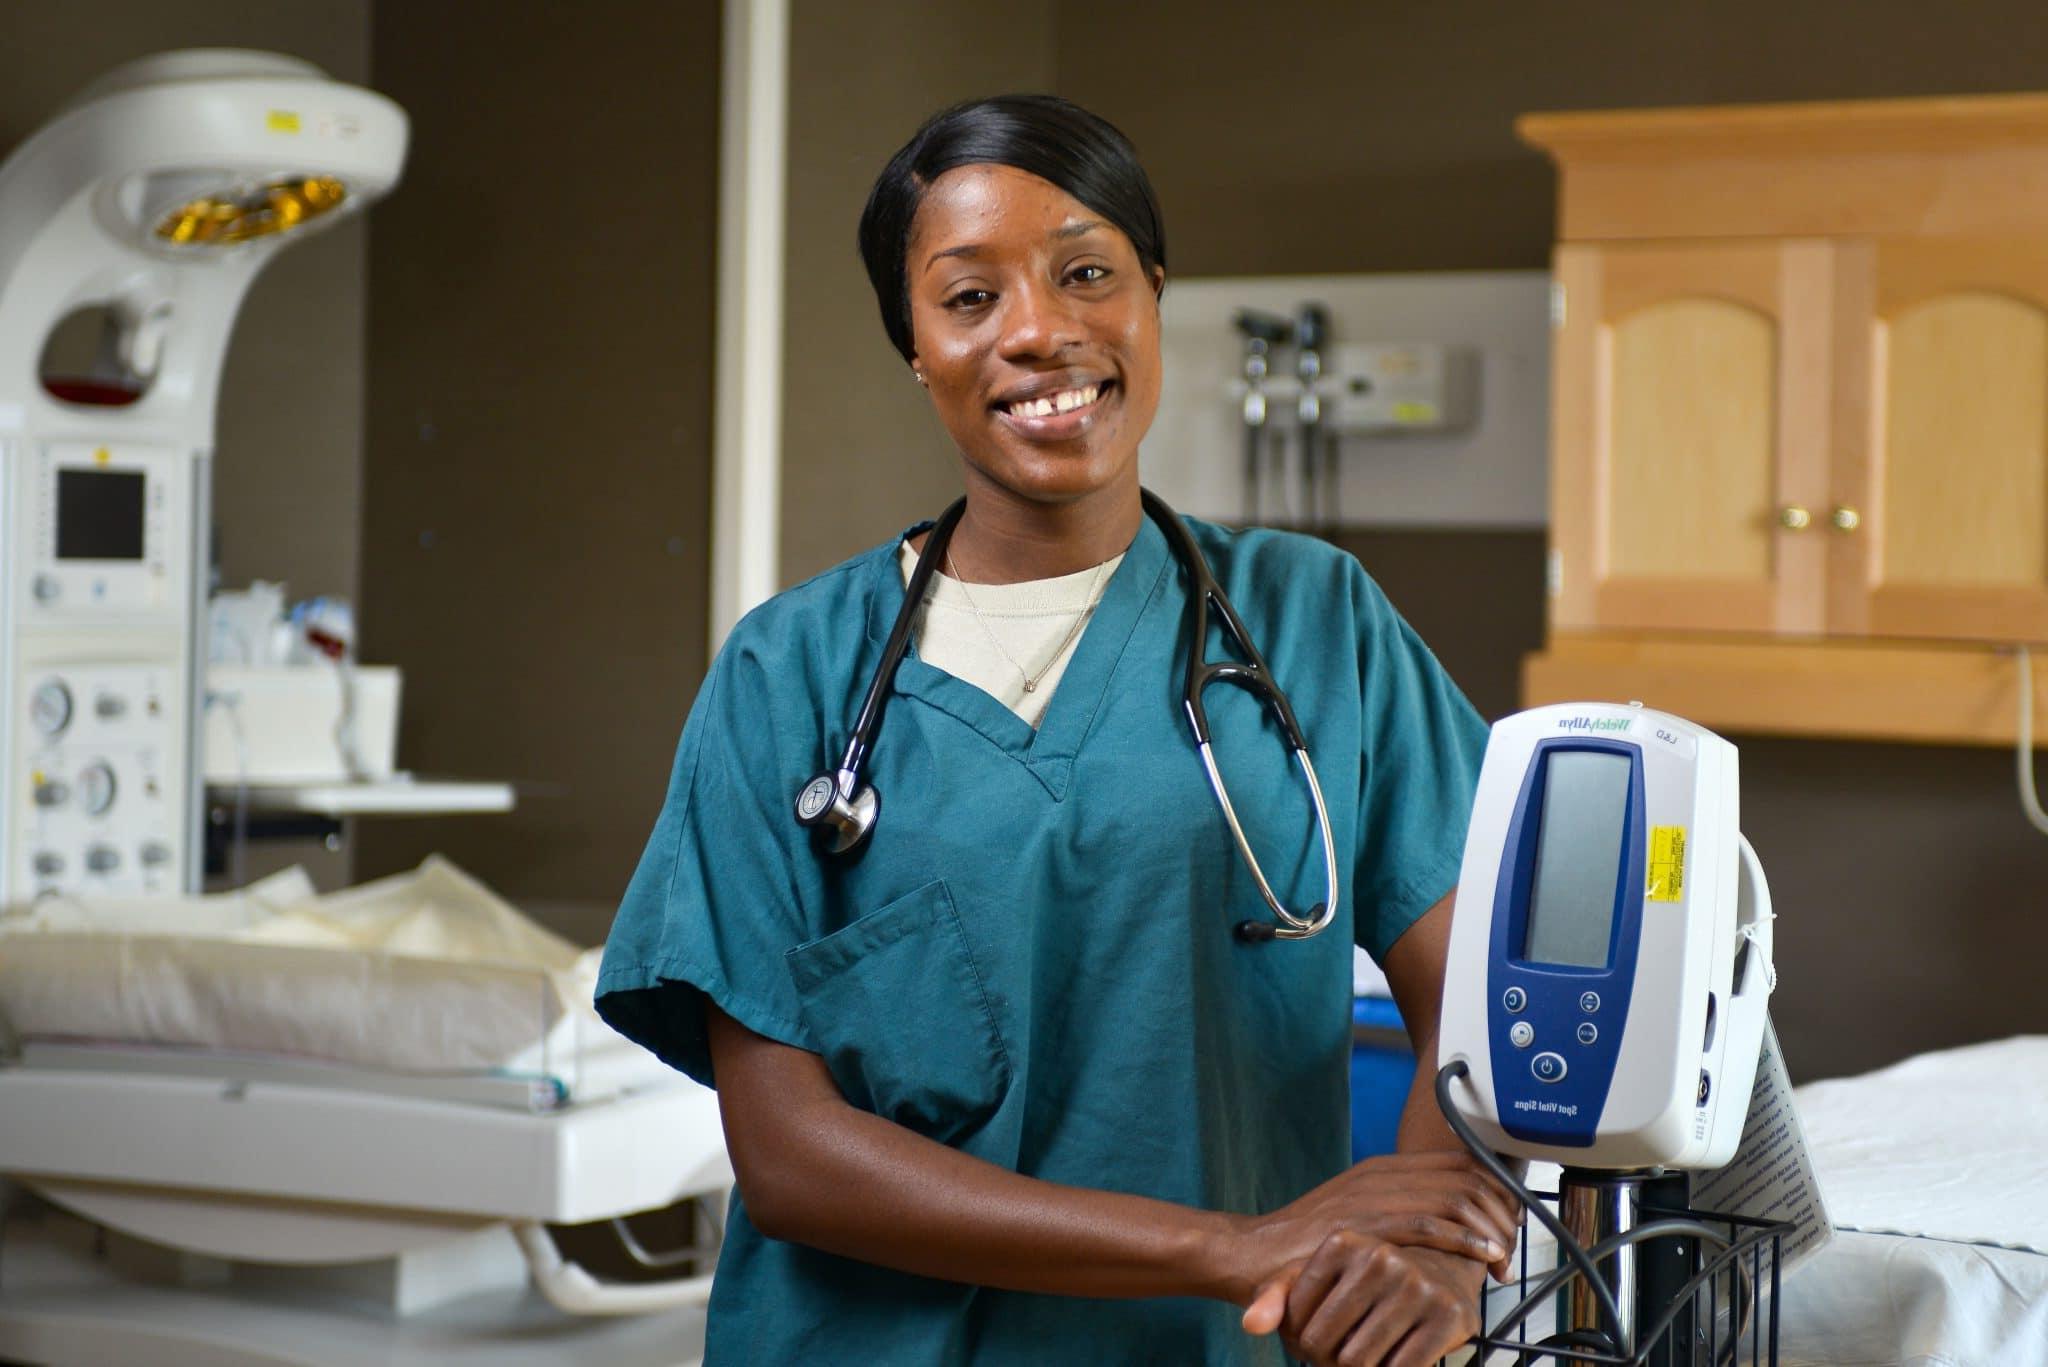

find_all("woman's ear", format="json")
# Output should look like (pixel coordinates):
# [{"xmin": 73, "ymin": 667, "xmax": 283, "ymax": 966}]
[{"xmin": 1149, "ymin": 265, "xmax": 1167, "ymax": 301}]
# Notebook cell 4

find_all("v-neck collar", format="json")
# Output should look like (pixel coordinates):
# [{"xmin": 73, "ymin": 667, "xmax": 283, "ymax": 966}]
[{"xmin": 867, "ymin": 512, "xmax": 1173, "ymax": 800}]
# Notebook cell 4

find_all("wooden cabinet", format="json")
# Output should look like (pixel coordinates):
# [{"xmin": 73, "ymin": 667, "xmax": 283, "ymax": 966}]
[
  {"xmin": 1524, "ymin": 96, "xmax": 2048, "ymax": 744},
  {"xmin": 1550, "ymin": 241, "xmax": 1831, "ymax": 637},
  {"xmin": 1843, "ymin": 238, "xmax": 2048, "ymax": 643}
]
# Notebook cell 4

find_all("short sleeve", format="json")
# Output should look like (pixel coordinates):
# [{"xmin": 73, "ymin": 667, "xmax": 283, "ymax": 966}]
[
  {"xmin": 1351, "ymin": 570, "xmax": 1488, "ymax": 965},
  {"xmin": 594, "ymin": 641, "xmax": 820, "ymax": 1087}
]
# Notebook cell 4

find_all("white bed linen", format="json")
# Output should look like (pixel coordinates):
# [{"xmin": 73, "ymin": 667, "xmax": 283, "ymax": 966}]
[
  {"xmin": 1777, "ymin": 1036, "xmax": 2048, "ymax": 1366},
  {"xmin": 0, "ymin": 858, "xmax": 637, "ymax": 1089}
]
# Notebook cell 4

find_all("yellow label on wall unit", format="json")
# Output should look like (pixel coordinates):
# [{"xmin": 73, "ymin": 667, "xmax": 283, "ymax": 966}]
[
  {"xmin": 267, "ymin": 109, "xmax": 303, "ymax": 134},
  {"xmin": 1647, "ymin": 825, "xmax": 1686, "ymax": 902}
]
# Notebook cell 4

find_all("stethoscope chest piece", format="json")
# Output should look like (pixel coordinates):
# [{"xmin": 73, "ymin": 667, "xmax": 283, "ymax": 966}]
[{"xmin": 795, "ymin": 771, "xmax": 878, "ymax": 855}]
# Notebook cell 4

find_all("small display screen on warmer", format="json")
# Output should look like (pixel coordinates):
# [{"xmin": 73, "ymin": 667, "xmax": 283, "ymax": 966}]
[
  {"xmin": 56, "ymin": 469, "xmax": 147, "ymax": 561},
  {"xmin": 1522, "ymin": 749, "xmax": 1630, "ymax": 968}
]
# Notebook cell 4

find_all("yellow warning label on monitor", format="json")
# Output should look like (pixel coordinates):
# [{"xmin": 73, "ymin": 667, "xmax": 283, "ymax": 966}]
[
  {"xmin": 267, "ymin": 109, "xmax": 303, "ymax": 134},
  {"xmin": 1647, "ymin": 825, "xmax": 1686, "ymax": 902}
]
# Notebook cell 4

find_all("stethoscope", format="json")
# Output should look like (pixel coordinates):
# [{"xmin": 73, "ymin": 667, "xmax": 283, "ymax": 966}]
[{"xmin": 794, "ymin": 489, "xmax": 1338, "ymax": 943}]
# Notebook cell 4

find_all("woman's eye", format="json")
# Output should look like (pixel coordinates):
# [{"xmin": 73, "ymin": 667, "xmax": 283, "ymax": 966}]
[
  {"xmin": 1069, "ymin": 264, "xmax": 1110, "ymax": 285},
  {"xmin": 945, "ymin": 288, "xmax": 994, "ymax": 310}
]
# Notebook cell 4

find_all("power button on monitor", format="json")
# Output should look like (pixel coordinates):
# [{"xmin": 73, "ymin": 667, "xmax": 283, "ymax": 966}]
[{"xmin": 1531, "ymin": 1052, "xmax": 1567, "ymax": 1084}]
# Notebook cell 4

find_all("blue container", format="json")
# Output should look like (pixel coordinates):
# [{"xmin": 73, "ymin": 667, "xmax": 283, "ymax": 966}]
[{"xmin": 1349, "ymin": 995, "xmax": 1417, "ymax": 1161}]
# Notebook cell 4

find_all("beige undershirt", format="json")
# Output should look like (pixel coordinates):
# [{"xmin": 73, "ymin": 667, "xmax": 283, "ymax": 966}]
[{"xmin": 898, "ymin": 541, "xmax": 1125, "ymax": 729}]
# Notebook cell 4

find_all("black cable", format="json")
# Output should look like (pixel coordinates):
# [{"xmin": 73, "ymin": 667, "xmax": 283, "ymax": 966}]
[
  {"xmin": 1436, "ymin": 1055, "xmax": 1767, "ymax": 1366},
  {"xmin": 1435, "ymin": 1061, "xmax": 1624, "ymax": 1353},
  {"xmin": 1485, "ymin": 1216, "xmax": 1732, "ymax": 1350}
]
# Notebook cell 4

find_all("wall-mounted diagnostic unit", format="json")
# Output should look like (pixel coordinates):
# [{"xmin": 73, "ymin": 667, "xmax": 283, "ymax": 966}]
[{"xmin": 0, "ymin": 50, "xmax": 407, "ymax": 902}]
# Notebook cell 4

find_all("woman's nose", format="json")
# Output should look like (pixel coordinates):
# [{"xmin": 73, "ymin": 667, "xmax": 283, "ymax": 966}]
[{"xmin": 997, "ymin": 278, "xmax": 1082, "ymax": 360}]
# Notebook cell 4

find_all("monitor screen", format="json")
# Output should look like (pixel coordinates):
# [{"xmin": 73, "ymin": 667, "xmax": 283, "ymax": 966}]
[
  {"xmin": 1522, "ymin": 749, "xmax": 1630, "ymax": 968},
  {"xmin": 56, "ymin": 469, "xmax": 147, "ymax": 561}
]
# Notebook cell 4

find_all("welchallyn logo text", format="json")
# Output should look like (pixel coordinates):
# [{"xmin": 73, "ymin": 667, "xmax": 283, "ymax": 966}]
[{"xmin": 1557, "ymin": 716, "xmax": 1633, "ymax": 733}]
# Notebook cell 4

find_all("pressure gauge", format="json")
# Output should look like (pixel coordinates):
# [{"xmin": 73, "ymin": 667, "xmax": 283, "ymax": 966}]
[
  {"xmin": 31, "ymin": 680, "xmax": 73, "ymax": 736},
  {"xmin": 78, "ymin": 762, "xmax": 117, "ymax": 817}
]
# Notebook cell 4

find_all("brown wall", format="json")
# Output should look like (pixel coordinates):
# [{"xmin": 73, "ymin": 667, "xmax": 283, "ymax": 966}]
[
  {"xmin": 1059, "ymin": 0, "xmax": 2048, "ymax": 1082},
  {"xmin": 1058, "ymin": 0, "xmax": 2048, "ymax": 276},
  {"xmin": 358, "ymin": 3, "xmax": 721, "ymax": 945},
  {"xmin": 778, "ymin": 0, "xmax": 1057, "ymax": 588}
]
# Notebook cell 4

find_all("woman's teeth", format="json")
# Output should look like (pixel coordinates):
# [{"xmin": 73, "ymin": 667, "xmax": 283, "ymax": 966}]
[{"xmin": 1005, "ymin": 383, "xmax": 1102, "ymax": 418}]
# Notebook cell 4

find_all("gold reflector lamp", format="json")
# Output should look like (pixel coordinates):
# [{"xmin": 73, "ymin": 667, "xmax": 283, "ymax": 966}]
[{"xmin": 153, "ymin": 175, "xmax": 347, "ymax": 245}]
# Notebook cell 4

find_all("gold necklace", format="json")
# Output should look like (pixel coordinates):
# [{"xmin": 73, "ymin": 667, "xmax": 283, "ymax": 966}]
[{"xmin": 941, "ymin": 550, "xmax": 1111, "ymax": 694}]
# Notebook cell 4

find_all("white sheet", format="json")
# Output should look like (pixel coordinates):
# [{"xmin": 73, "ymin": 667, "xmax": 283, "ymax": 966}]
[
  {"xmin": 1774, "ymin": 1036, "xmax": 2048, "ymax": 1366},
  {"xmin": 0, "ymin": 858, "xmax": 650, "ymax": 1095},
  {"xmin": 1778, "ymin": 1231, "xmax": 2048, "ymax": 1367},
  {"xmin": 1795, "ymin": 1035, "xmax": 2048, "ymax": 1256}
]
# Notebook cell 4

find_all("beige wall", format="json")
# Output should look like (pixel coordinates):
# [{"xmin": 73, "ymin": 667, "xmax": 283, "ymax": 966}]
[
  {"xmin": 356, "ymin": 2, "xmax": 721, "ymax": 945},
  {"xmin": 0, "ymin": 6, "xmax": 371, "ymax": 612},
  {"xmin": 778, "ymin": 0, "xmax": 1058, "ymax": 588}
]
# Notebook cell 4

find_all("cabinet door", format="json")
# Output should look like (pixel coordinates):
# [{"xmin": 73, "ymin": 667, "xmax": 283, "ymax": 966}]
[
  {"xmin": 1550, "ymin": 243, "xmax": 1830, "ymax": 634},
  {"xmin": 1833, "ymin": 240, "xmax": 2048, "ymax": 643}
]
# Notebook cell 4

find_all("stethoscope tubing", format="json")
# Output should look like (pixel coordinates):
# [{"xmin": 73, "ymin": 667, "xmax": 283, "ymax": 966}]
[{"xmin": 798, "ymin": 489, "xmax": 1339, "ymax": 941}]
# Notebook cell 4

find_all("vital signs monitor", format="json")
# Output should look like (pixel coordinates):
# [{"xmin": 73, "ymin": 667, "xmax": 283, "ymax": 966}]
[{"xmin": 1438, "ymin": 702, "xmax": 1774, "ymax": 1172}]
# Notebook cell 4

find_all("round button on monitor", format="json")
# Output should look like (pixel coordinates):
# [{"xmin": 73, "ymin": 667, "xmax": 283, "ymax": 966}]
[
  {"xmin": 1576, "ymin": 1022, "xmax": 1598, "ymax": 1046},
  {"xmin": 1509, "ymin": 1021, "xmax": 1535, "ymax": 1049},
  {"xmin": 1531, "ymin": 1052, "xmax": 1567, "ymax": 1084},
  {"xmin": 1502, "ymin": 986, "xmax": 1528, "ymax": 1013},
  {"xmin": 1579, "ymin": 991, "xmax": 1601, "ymax": 1014}
]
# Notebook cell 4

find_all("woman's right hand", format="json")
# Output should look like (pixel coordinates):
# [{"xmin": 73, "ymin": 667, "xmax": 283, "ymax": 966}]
[
  {"xmin": 1223, "ymin": 1152, "xmax": 1516, "ymax": 1365},
  {"xmin": 1228, "ymin": 1150, "xmax": 1520, "ymax": 1297}
]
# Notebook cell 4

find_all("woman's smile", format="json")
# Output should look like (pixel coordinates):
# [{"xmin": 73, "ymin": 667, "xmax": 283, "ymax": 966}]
[{"xmin": 990, "ymin": 375, "xmax": 1118, "ymax": 441}]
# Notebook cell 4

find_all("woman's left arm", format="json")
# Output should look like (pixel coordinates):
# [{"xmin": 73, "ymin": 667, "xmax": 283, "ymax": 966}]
[
  {"xmin": 1245, "ymin": 890, "xmax": 1514, "ymax": 1365},
  {"xmin": 1383, "ymin": 890, "xmax": 1474, "ymax": 1160}
]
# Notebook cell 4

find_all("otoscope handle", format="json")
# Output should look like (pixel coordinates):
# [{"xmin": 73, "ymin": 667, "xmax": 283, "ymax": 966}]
[{"xmin": 1295, "ymin": 303, "xmax": 1329, "ymax": 354}]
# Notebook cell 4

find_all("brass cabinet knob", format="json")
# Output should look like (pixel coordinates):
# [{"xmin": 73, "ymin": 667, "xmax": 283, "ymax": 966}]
[
  {"xmin": 1778, "ymin": 505, "xmax": 1812, "ymax": 530},
  {"xmin": 1831, "ymin": 506, "xmax": 1862, "ymax": 532}
]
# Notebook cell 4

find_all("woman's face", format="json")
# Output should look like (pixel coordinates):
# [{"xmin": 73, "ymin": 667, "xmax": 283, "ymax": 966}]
[{"xmin": 905, "ymin": 163, "xmax": 1163, "ymax": 508}]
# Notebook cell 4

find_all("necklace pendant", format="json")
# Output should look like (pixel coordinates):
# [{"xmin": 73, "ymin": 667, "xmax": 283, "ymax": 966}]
[{"xmin": 1023, "ymin": 681, "xmax": 1037, "ymax": 693}]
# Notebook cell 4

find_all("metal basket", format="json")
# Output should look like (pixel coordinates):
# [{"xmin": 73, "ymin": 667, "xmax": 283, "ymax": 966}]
[{"xmin": 1458, "ymin": 1182, "xmax": 1791, "ymax": 1366}]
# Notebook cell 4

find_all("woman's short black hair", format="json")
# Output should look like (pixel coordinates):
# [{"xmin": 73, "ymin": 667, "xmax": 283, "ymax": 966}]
[{"xmin": 858, "ymin": 94, "xmax": 1166, "ymax": 363}]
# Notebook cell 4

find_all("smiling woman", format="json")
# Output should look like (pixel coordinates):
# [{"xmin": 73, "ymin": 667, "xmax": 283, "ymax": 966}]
[
  {"xmin": 857, "ymin": 97, "xmax": 1170, "ymax": 579},
  {"xmin": 596, "ymin": 95, "xmax": 1509, "ymax": 1367}
]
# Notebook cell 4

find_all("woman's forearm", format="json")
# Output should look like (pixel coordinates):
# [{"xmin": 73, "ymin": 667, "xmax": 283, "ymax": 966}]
[{"xmin": 707, "ymin": 1003, "xmax": 1255, "ymax": 1303}]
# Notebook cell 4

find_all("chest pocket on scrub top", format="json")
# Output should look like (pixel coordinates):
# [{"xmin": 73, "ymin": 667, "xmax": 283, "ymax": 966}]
[{"xmin": 783, "ymin": 879, "xmax": 1012, "ymax": 1144}]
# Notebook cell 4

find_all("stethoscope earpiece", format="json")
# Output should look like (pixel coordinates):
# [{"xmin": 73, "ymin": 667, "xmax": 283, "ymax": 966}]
[{"xmin": 1233, "ymin": 919, "xmax": 1278, "ymax": 944}]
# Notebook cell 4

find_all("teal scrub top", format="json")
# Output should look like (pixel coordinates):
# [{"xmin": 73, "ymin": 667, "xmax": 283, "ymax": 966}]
[{"xmin": 596, "ymin": 514, "xmax": 1487, "ymax": 1366}]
